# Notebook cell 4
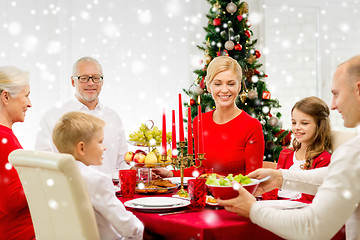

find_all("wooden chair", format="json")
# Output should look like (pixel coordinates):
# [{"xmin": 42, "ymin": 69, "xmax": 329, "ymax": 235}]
[
  {"xmin": 8, "ymin": 149, "xmax": 100, "ymax": 240},
  {"xmin": 262, "ymin": 161, "xmax": 277, "ymax": 169}
]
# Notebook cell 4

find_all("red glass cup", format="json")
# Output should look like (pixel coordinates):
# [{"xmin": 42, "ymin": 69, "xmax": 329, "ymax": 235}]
[
  {"xmin": 119, "ymin": 169, "xmax": 137, "ymax": 198},
  {"xmin": 188, "ymin": 178, "xmax": 207, "ymax": 211}
]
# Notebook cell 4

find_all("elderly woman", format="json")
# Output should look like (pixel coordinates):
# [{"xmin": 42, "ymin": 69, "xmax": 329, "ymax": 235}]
[
  {"xmin": 155, "ymin": 56, "xmax": 264, "ymax": 178},
  {"xmin": 0, "ymin": 66, "xmax": 34, "ymax": 239}
]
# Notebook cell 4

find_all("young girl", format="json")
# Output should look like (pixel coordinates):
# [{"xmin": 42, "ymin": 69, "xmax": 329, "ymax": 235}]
[{"xmin": 276, "ymin": 96, "xmax": 332, "ymax": 203}]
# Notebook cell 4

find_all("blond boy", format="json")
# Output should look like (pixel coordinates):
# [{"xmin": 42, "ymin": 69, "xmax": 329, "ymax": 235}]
[{"xmin": 53, "ymin": 111, "xmax": 144, "ymax": 240}]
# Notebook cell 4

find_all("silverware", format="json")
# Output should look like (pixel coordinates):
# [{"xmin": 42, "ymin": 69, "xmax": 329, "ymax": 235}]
[{"xmin": 158, "ymin": 210, "xmax": 188, "ymax": 216}]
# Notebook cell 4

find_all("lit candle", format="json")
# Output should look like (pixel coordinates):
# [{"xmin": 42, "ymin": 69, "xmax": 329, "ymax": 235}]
[
  {"xmin": 171, "ymin": 110, "xmax": 176, "ymax": 157},
  {"xmin": 178, "ymin": 94, "xmax": 185, "ymax": 142},
  {"xmin": 162, "ymin": 109, "xmax": 167, "ymax": 155},
  {"xmin": 172, "ymin": 110, "xmax": 177, "ymax": 157},
  {"xmin": 187, "ymin": 107, "xmax": 193, "ymax": 155}
]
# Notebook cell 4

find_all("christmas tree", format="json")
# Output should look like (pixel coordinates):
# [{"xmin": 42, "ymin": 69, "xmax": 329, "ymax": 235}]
[{"xmin": 184, "ymin": 0, "xmax": 291, "ymax": 162}]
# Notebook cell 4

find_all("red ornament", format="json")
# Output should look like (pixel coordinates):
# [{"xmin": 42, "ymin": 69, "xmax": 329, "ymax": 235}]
[
  {"xmin": 217, "ymin": 50, "xmax": 229, "ymax": 56},
  {"xmin": 234, "ymin": 44, "xmax": 242, "ymax": 51},
  {"xmin": 199, "ymin": 76, "xmax": 205, "ymax": 89},
  {"xmin": 237, "ymin": 15, "xmax": 243, "ymax": 21},
  {"xmin": 245, "ymin": 30, "xmax": 251, "ymax": 38},
  {"xmin": 262, "ymin": 91, "xmax": 271, "ymax": 100},
  {"xmin": 190, "ymin": 99, "xmax": 196, "ymax": 106},
  {"xmin": 254, "ymin": 69, "xmax": 260, "ymax": 75},
  {"xmin": 275, "ymin": 129, "xmax": 292, "ymax": 147},
  {"xmin": 213, "ymin": 18, "xmax": 221, "ymax": 26},
  {"xmin": 255, "ymin": 50, "xmax": 261, "ymax": 58}
]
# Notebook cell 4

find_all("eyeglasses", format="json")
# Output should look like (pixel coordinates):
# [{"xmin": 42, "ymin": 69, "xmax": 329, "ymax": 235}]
[{"xmin": 74, "ymin": 74, "xmax": 103, "ymax": 83}]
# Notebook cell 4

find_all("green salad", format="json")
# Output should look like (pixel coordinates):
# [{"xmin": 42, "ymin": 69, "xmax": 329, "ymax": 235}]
[{"xmin": 206, "ymin": 173, "xmax": 252, "ymax": 186}]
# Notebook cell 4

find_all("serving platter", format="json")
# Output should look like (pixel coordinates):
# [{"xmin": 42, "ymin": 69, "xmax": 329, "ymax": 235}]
[{"xmin": 135, "ymin": 185, "xmax": 179, "ymax": 194}]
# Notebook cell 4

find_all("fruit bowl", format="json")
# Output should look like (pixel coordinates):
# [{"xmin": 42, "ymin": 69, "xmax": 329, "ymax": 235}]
[{"xmin": 206, "ymin": 179, "xmax": 260, "ymax": 200}]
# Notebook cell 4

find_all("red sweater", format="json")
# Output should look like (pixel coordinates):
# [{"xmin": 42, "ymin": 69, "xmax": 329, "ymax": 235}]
[
  {"xmin": 277, "ymin": 149, "xmax": 331, "ymax": 203},
  {"xmin": 0, "ymin": 125, "xmax": 35, "ymax": 240},
  {"xmin": 175, "ymin": 110, "xmax": 264, "ymax": 177}
]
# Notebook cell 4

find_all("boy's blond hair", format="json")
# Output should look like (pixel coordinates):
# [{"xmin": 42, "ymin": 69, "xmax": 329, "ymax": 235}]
[{"xmin": 52, "ymin": 111, "xmax": 105, "ymax": 154}]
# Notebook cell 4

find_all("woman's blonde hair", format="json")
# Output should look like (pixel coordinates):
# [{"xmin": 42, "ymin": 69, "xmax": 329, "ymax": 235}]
[
  {"xmin": 291, "ymin": 96, "xmax": 332, "ymax": 169},
  {"xmin": 52, "ymin": 111, "xmax": 105, "ymax": 154},
  {"xmin": 205, "ymin": 56, "xmax": 242, "ymax": 88},
  {"xmin": 0, "ymin": 66, "xmax": 29, "ymax": 95}
]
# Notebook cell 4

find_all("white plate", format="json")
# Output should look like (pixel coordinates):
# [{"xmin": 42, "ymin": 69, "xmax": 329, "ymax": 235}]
[
  {"xmin": 124, "ymin": 197, "xmax": 190, "ymax": 212},
  {"xmin": 164, "ymin": 177, "xmax": 196, "ymax": 185},
  {"xmin": 258, "ymin": 200, "xmax": 308, "ymax": 210}
]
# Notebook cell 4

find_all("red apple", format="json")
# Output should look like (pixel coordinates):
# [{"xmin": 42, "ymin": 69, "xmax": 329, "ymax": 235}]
[
  {"xmin": 133, "ymin": 152, "xmax": 146, "ymax": 166},
  {"xmin": 135, "ymin": 149, "xmax": 146, "ymax": 155},
  {"xmin": 124, "ymin": 151, "xmax": 134, "ymax": 163}
]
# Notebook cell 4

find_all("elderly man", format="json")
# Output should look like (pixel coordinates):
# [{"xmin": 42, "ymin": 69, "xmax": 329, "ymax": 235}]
[
  {"xmin": 35, "ymin": 56, "xmax": 129, "ymax": 174},
  {"xmin": 218, "ymin": 55, "xmax": 360, "ymax": 239}
]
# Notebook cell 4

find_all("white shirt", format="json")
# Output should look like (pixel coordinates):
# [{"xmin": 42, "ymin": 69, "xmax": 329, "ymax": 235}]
[
  {"xmin": 76, "ymin": 161, "xmax": 144, "ymax": 240},
  {"xmin": 250, "ymin": 134, "xmax": 360, "ymax": 240},
  {"xmin": 35, "ymin": 98, "xmax": 130, "ymax": 174},
  {"xmin": 277, "ymin": 153, "xmax": 305, "ymax": 199}
]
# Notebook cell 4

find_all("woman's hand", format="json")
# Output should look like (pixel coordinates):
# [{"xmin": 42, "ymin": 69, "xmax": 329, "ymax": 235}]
[
  {"xmin": 217, "ymin": 185, "xmax": 256, "ymax": 218},
  {"xmin": 247, "ymin": 168, "xmax": 283, "ymax": 197},
  {"xmin": 152, "ymin": 168, "xmax": 174, "ymax": 178}
]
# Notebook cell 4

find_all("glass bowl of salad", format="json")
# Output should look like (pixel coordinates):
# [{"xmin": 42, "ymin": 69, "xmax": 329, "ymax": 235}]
[{"xmin": 205, "ymin": 173, "xmax": 259, "ymax": 200}]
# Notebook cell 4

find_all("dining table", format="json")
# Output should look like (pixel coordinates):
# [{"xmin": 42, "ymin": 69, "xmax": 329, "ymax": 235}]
[{"xmin": 117, "ymin": 191, "xmax": 286, "ymax": 240}]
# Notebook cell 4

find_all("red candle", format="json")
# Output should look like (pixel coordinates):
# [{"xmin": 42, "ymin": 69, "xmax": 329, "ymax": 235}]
[
  {"xmin": 198, "ymin": 105, "xmax": 203, "ymax": 153},
  {"xmin": 162, "ymin": 109, "xmax": 167, "ymax": 155},
  {"xmin": 178, "ymin": 94, "xmax": 185, "ymax": 142},
  {"xmin": 187, "ymin": 107, "xmax": 193, "ymax": 155},
  {"xmin": 199, "ymin": 111, "xmax": 204, "ymax": 154},
  {"xmin": 172, "ymin": 110, "xmax": 177, "ymax": 157},
  {"xmin": 197, "ymin": 96, "xmax": 204, "ymax": 154}
]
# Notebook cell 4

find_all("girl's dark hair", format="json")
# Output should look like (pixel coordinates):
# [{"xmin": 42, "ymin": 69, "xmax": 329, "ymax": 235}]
[{"xmin": 292, "ymin": 96, "xmax": 332, "ymax": 169}]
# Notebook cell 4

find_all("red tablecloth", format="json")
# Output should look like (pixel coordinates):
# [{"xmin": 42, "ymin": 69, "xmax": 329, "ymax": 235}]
[{"xmin": 118, "ymin": 193, "xmax": 284, "ymax": 240}]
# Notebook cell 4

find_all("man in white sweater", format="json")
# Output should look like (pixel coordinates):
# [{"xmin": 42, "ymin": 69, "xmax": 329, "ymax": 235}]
[
  {"xmin": 218, "ymin": 55, "xmax": 360, "ymax": 240},
  {"xmin": 35, "ymin": 57, "xmax": 129, "ymax": 175}
]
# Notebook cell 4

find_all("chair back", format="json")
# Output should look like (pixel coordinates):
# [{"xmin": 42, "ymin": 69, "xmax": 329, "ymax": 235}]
[
  {"xmin": 262, "ymin": 161, "xmax": 277, "ymax": 169},
  {"xmin": 331, "ymin": 130, "xmax": 357, "ymax": 152},
  {"xmin": 8, "ymin": 149, "xmax": 100, "ymax": 240}
]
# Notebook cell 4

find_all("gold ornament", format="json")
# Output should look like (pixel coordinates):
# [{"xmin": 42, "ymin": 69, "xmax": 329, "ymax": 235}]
[
  {"xmin": 239, "ymin": 91, "xmax": 247, "ymax": 103},
  {"xmin": 247, "ymin": 55, "xmax": 256, "ymax": 64},
  {"xmin": 204, "ymin": 54, "xmax": 212, "ymax": 64},
  {"xmin": 239, "ymin": 2, "xmax": 249, "ymax": 15}
]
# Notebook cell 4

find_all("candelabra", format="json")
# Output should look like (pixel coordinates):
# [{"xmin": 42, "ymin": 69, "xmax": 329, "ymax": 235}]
[{"xmin": 161, "ymin": 141, "xmax": 204, "ymax": 192}]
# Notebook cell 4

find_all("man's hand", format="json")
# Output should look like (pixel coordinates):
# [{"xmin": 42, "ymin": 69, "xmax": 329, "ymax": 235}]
[
  {"xmin": 217, "ymin": 185, "xmax": 256, "ymax": 218},
  {"xmin": 247, "ymin": 168, "xmax": 283, "ymax": 197},
  {"xmin": 152, "ymin": 168, "xmax": 174, "ymax": 178}
]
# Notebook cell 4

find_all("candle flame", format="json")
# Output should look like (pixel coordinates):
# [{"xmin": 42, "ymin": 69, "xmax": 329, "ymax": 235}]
[{"xmin": 197, "ymin": 95, "xmax": 201, "ymax": 104}]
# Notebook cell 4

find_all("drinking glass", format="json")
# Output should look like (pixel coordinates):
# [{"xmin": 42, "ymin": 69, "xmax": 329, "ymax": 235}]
[
  {"xmin": 119, "ymin": 169, "xmax": 137, "ymax": 198},
  {"xmin": 188, "ymin": 178, "xmax": 207, "ymax": 211}
]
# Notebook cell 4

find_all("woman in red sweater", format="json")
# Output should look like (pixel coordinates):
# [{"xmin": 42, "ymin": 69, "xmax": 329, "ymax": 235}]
[
  {"xmin": 276, "ymin": 96, "xmax": 332, "ymax": 203},
  {"xmin": 0, "ymin": 66, "xmax": 34, "ymax": 239},
  {"xmin": 155, "ymin": 56, "xmax": 264, "ymax": 178}
]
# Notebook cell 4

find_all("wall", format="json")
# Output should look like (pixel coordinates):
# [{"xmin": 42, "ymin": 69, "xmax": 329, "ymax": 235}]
[{"xmin": 1, "ymin": 0, "xmax": 359, "ymax": 150}]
